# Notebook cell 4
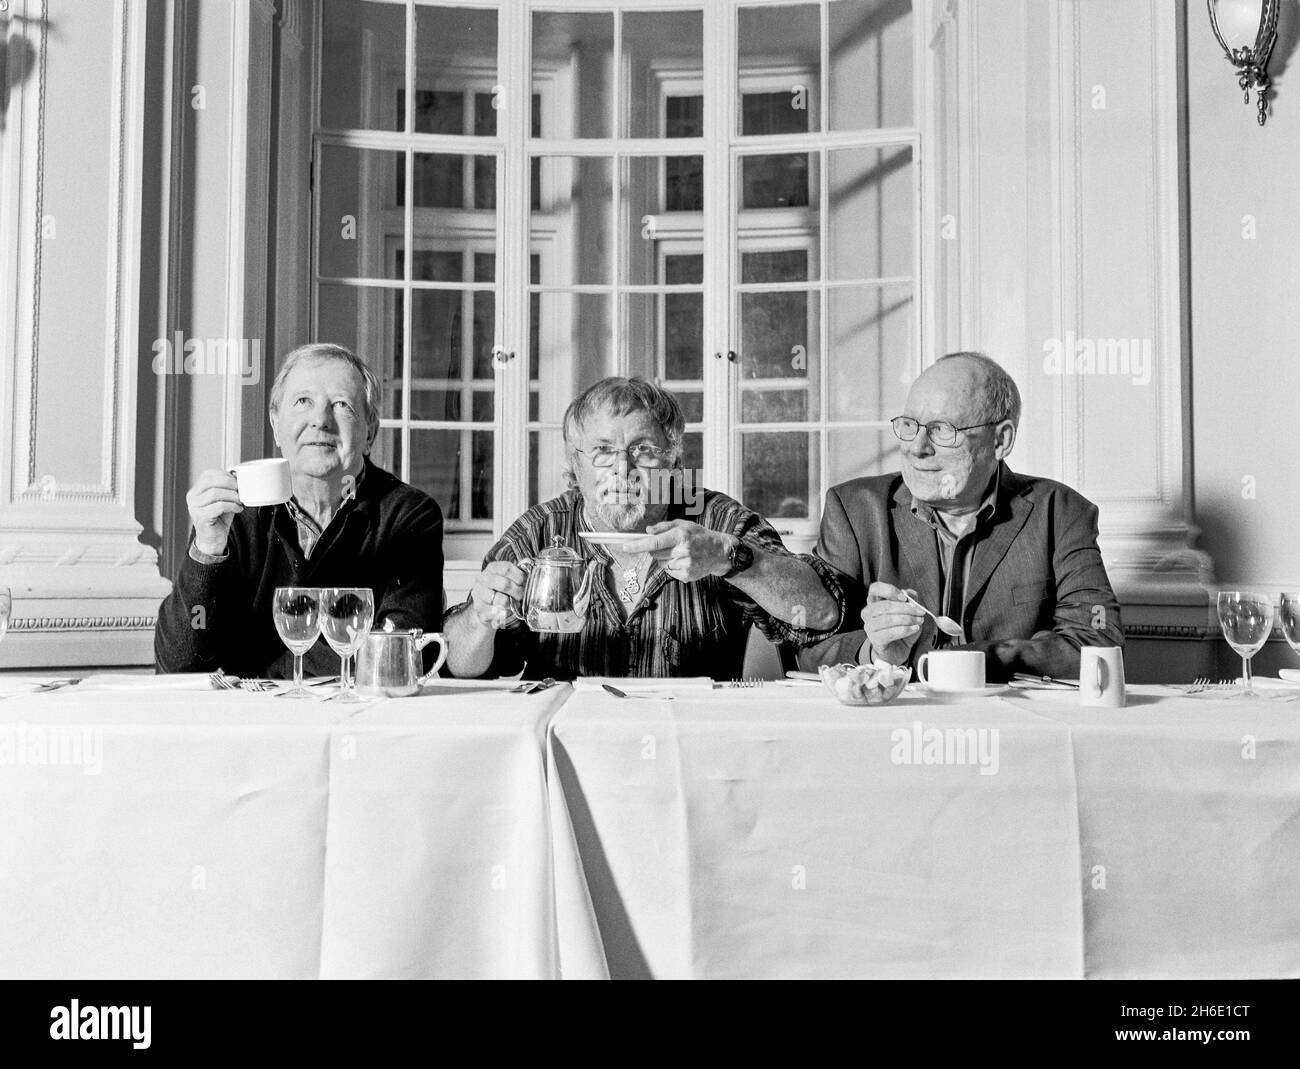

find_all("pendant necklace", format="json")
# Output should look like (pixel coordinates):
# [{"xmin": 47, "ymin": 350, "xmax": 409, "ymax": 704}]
[{"xmin": 610, "ymin": 549, "xmax": 650, "ymax": 605}]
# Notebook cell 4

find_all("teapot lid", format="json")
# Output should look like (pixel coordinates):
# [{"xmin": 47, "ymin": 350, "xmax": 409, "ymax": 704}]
[
  {"xmin": 371, "ymin": 617, "xmax": 422, "ymax": 637},
  {"xmin": 534, "ymin": 535, "xmax": 582, "ymax": 564}
]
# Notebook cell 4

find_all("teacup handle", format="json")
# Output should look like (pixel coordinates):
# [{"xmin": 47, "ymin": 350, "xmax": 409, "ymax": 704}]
[
  {"xmin": 415, "ymin": 632, "xmax": 448, "ymax": 684},
  {"xmin": 915, "ymin": 652, "xmax": 930, "ymax": 684}
]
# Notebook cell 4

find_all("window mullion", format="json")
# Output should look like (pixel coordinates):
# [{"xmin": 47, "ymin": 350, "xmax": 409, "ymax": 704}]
[
  {"xmin": 495, "ymin": 1, "xmax": 530, "ymax": 540},
  {"xmin": 702, "ymin": 2, "xmax": 733, "ymax": 497}
]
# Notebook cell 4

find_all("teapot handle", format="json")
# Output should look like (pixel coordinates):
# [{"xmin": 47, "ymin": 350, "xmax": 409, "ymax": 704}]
[{"xmin": 505, "ymin": 557, "xmax": 533, "ymax": 623}]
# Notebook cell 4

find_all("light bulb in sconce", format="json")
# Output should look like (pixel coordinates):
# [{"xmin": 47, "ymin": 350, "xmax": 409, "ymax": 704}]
[{"xmin": 1207, "ymin": 0, "xmax": 1282, "ymax": 125}]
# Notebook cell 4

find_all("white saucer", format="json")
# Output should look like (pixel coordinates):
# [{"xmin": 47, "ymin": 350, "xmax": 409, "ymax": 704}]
[
  {"xmin": 913, "ymin": 683, "xmax": 1009, "ymax": 698},
  {"xmin": 577, "ymin": 531, "xmax": 649, "ymax": 545}
]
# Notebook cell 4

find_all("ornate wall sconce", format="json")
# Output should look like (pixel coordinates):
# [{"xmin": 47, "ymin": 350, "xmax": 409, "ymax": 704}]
[{"xmin": 1207, "ymin": 0, "xmax": 1281, "ymax": 125}]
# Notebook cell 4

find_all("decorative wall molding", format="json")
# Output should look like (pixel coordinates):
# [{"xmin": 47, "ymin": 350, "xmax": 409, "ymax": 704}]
[
  {"xmin": 9, "ymin": 615, "xmax": 157, "ymax": 632},
  {"xmin": 0, "ymin": 0, "xmax": 171, "ymax": 669}
]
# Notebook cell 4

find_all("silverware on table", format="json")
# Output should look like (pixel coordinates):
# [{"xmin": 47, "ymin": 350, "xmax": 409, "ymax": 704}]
[
  {"xmin": 1012, "ymin": 673, "xmax": 1079, "ymax": 690},
  {"xmin": 512, "ymin": 677, "xmax": 559, "ymax": 694},
  {"xmin": 602, "ymin": 683, "xmax": 676, "ymax": 701}
]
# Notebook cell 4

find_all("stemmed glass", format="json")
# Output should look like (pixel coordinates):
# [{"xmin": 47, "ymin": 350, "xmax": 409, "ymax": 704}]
[
  {"xmin": 320, "ymin": 587, "xmax": 374, "ymax": 702},
  {"xmin": 272, "ymin": 586, "xmax": 322, "ymax": 697},
  {"xmin": 1216, "ymin": 591, "xmax": 1275, "ymax": 698},
  {"xmin": 0, "ymin": 587, "xmax": 11, "ymax": 646},
  {"xmin": 1280, "ymin": 592, "xmax": 1300, "ymax": 663}
]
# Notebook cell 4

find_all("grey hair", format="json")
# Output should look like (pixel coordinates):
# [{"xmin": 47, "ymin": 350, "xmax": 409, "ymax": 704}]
[
  {"xmin": 561, "ymin": 376, "xmax": 685, "ymax": 488},
  {"xmin": 937, "ymin": 351, "xmax": 1021, "ymax": 429},
  {"xmin": 269, "ymin": 343, "xmax": 382, "ymax": 446}
]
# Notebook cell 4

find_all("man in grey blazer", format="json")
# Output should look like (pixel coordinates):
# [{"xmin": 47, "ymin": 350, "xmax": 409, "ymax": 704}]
[{"xmin": 798, "ymin": 351, "xmax": 1123, "ymax": 681}]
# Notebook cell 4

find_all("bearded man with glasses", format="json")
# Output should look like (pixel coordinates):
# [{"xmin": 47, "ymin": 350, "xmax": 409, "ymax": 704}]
[
  {"xmin": 444, "ymin": 376, "xmax": 845, "ymax": 680},
  {"xmin": 799, "ymin": 351, "xmax": 1123, "ymax": 681}
]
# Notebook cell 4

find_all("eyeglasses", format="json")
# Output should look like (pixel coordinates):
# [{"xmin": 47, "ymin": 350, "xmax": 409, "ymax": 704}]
[
  {"xmin": 577, "ymin": 443, "xmax": 672, "ymax": 468},
  {"xmin": 890, "ymin": 416, "xmax": 1004, "ymax": 448}
]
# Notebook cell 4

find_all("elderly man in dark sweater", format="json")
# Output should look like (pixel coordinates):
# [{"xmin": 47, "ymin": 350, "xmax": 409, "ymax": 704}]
[{"xmin": 155, "ymin": 344, "xmax": 444, "ymax": 677}]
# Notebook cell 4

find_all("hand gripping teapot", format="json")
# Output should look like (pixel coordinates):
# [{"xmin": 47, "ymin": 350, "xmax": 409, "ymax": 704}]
[{"xmin": 510, "ymin": 536, "xmax": 603, "ymax": 633}]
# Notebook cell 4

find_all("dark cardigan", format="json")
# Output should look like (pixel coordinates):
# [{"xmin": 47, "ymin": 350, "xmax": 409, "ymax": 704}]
[{"xmin": 155, "ymin": 459, "xmax": 444, "ymax": 677}]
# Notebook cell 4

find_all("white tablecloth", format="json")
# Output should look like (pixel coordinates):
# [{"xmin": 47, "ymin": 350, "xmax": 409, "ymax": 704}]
[
  {"xmin": 0, "ymin": 677, "xmax": 576, "ymax": 979},
  {"xmin": 547, "ymin": 684, "xmax": 1300, "ymax": 979}
]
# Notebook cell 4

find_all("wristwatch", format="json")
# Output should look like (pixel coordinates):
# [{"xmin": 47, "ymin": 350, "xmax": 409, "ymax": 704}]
[{"xmin": 721, "ymin": 537, "xmax": 755, "ymax": 580}]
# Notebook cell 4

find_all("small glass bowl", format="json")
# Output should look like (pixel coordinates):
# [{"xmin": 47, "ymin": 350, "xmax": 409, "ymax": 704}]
[{"xmin": 818, "ymin": 662, "xmax": 910, "ymax": 706}]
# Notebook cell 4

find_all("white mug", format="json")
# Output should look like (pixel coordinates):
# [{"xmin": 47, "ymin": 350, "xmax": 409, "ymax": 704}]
[
  {"xmin": 231, "ymin": 458, "xmax": 292, "ymax": 506},
  {"xmin": 1080, "ymin": 646, "xmax": 1125, "ymax": 707},
  {"xmin": 915, "ymin": 649, "xmax": 985, "ymax": 691}
]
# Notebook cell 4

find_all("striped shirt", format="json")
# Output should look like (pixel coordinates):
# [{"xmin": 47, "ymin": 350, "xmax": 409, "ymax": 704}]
[{"xmin": 453, "ymin": 488, "xmax": 846, "ymax": 680}]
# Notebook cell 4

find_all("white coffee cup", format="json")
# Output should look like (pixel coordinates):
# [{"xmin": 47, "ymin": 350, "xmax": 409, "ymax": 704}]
[
  {"xmin": 230, "ymin": 458, "xmax": 292, "ymax": 506},
  {"xmin": 1080, "ymin": 646, "xmax": 1125, "ymax": 707},
  {"xmin": 915, "ymin": 649, "xmax": 985, "ymax": 691}
]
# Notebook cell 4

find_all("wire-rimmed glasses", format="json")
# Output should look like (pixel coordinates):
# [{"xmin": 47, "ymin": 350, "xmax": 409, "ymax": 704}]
[
  {"xmin": 1216, "ymin": 591, "xmax": 1275, "ymax": 697},
  {"xmin": 576, "ymin": 443, "xmax": 672, "ymax": 468},
  {"xmin": 889, "ymin": 416, "xmax": 1004, "ymax": 448}
]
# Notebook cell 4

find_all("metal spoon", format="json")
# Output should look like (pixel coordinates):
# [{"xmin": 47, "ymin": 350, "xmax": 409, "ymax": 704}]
[
  {"xmin": 602, "ymin": 684, "xmax": 675, "ymax": 701},
  {"xmin": 901, "ymin": 592, "xmax": 965, "ymax": 642}
]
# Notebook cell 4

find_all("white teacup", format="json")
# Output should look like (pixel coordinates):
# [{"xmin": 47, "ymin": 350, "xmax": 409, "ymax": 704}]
[
  {"xmin": 231, "ymin": 458, "xmax": 292, "ymax": 506},
  {"xmin": 915, "ymin": 649, "xmax": 985, "ymax": 691},
  {"xmin": 1080, "ymin": 646, "xmax": 1126, "ymax": 707}
]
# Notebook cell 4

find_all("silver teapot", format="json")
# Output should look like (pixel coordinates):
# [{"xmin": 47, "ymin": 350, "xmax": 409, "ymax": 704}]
[
  {"xmin": 510, "ymin": 537, "xmax": 602, "ymax": 633},
  {"xmin": 355, "ymin": 619, "xmax": 448, "ymax": 697}
]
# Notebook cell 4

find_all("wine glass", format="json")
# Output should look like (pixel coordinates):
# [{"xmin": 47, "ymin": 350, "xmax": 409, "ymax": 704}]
[
  {"xmin": 272, "ymin": 587, "xmax": 322, "ymax": 697},
  {"xmin": 1280, "ymin": 592, "xmax": 1300, "ymax": 661},
  {"xmin": 0, "ymin": 587, "xmax": 11, "ymax": 646},
  {"xmin": 1216, "ymin": 591, "xmax": 1275, "ymax": 697},
  {"xmin": 320, "ymin": 587, "xmax": 374, "ymax": 702}
]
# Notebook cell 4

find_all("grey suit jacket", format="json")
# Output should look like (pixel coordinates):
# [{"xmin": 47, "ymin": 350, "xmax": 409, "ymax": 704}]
[{"xmin": 797, "ymin": 463, "xmax": 1123, "ymax": 681}]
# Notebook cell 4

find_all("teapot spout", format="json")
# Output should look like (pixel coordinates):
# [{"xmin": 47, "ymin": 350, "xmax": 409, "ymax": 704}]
[{"xmin": 574, "ymin": 558, "xmax": 602, "ymax": 619}]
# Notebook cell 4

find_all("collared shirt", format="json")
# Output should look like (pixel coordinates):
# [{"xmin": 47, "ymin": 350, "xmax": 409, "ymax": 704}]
[
  {"xmin": 453, "ymin": 488, "xmax": 847, "ymax": 680},
  {"xmin": 190, "ymin": 462, "xmax": 367, "ymax": 564},
  {"xmin": 907, "ymin": 469, "xmax": 1000, "ymax": 646},
  {"xmin": 284, "ymin": 463, "xmax": 367, "ymax": 560}
]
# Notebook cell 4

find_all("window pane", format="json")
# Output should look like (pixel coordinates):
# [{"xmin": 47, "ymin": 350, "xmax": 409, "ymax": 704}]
[
  {"xmin": 320, "ymin": 0, "xmax": 405, "ymax": 132},
  {"xmin": 402, "ymin": 152, "xmax": 498, "ymax": 210},
  {"xmin": 529, "ymin": 428, "xmax": 569, "ymax": 507},
  {"xmin": 316, "ymin": 282, "xmax": 403, "ymax": 419},
  {"xmin": 829, "ymin": 427, "xmax": 895, "ymax": 486},
  {"xmin": 742, "ymin": 152, "xmax": 815, "ymax": 210},
  {"xmin": 741, "ymin": 432, "xmax": 819, "ymax": 520},
  {"xmin": 534, "ymin": 157, "xmax": 613, "ymax": 285},
  {"xmin": 741, "ymin": 90, "xmax": 812, "ymax": 136},
  {"xmin": 677, "ymin": 392, "xmax": 704, "ymax": 423},
  {"xmin": 532, "ymin": 11, "xmax": 613, "ymax": 139},
  {"xmin": 664, "ymin": 292, "xmax": 704, "ymax": 382},
  {"xmin": 829, "ymin": 0, "xmax": 913, "ymax": 131},
  {"xmin": 372, "ymin": 427, "xmax": 402, "ymax": 482},
  {"xmin": 828, "ymin": 284, "xmax": 913, "ymax": 422},
  {"xmin": 409, "ymin": 430, "xmax": 467, "ymax": 522},
  {"xmin": 318, "ymin": 146, "xmax": 404, "ymax": 280},
  {"xmin": 622, "ymin": 293, "xmax": 692, "ymax": 384},
  {"xmin": 415, "ymin": 6, "xmax": 499, "ymax": 109},
  {"xmin": 623, "ymin": 10, "xmax": 704, "ymax": 138},
  {"xmin": 531, "ymin": 293, "xmax": 614, "ymax": 423},
  {"xmin": 829, "ymin": 145, "xmax": 913, "ymax": 281},
  {"xmin": 738, "ymin": 5, "xmax": 821, "ymax": 133},
  {"xmin": 740, "ymin": 289, "xmax": 820, "ymax": 422},
  {"xmin": 624, "ymin": 156, "xmax": 705, "ymax": 285},
  {"xmin": 401, "ymin": 90, "xmax": 464, "ymax": 135},
  {"xmin": 741, "ymin": 249, "xmax": 811, "ymax": 284}
]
